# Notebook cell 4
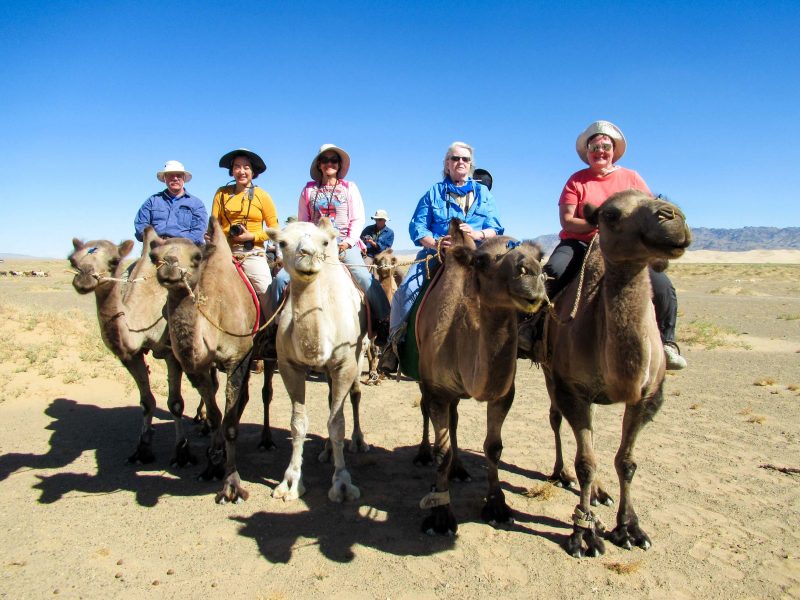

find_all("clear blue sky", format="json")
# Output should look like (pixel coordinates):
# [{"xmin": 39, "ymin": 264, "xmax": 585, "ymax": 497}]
[{"xmin": 1, "ymin": 1, "xmax": 798, "ymax": 258}]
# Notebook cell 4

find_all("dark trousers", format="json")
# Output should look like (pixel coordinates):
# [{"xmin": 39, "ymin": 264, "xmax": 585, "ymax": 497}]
[{"xmin": 543, "ymin": 239, "xmax": 678, "ymax": 343}]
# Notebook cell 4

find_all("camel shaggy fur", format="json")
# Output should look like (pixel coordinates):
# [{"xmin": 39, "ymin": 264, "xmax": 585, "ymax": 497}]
[
  {"xmin": 69, "ymin": 229, "xmax": 194, "ymax": 467},
  {"xmin": 415, "ymin": 220, "xmax": 547, "ymax": 534},
  {"xmin": 543, "ymin": 190, "xmax": 691, "ymax": 557},
  {"xmin": 149, "ymin": 218, "xmax": 264, "ymax": 503},
  {"xmin": 267, "ymin": 218, "xmax": 368, "ymax": 503}
]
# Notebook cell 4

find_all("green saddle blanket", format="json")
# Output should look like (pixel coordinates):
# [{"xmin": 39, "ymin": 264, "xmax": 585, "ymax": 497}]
[{"xmin": 399, "ymin": 271, "xmax": 441, "ymax": 381}]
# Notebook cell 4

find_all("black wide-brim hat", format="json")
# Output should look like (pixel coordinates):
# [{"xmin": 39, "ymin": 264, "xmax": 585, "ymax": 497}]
[{"xmin": 218, "ymin": 148, "xmax": 267, "ymax": 175}]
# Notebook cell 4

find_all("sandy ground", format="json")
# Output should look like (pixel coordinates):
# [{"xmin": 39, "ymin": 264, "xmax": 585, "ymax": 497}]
[{"xmin": 0, "ymin": 257, "xmax": 798, "ymax": 599}]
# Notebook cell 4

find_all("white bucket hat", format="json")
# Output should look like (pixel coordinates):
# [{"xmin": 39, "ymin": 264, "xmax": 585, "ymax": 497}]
[
  {"xmin": 157, "ymin": 160, "xmax": 192, "ymax": 182},
  {"xmin": 310, "ymin": 144, "xmax": 351, "ymax": 182},
  {"xmin": 576, "ymin": 121, "xmax": 627, "ymax": 165},
  {"xmin": 371, "ymin": 209, "xmax": 390, "ymax": 221}
]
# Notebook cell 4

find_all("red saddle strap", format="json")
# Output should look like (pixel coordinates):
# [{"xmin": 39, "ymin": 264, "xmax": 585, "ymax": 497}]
[{"xmin": 231, "ymin": 257, "xmax": 261, "ymax": 335}]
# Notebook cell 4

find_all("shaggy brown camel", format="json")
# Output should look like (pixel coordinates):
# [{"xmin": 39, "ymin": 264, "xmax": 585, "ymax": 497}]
[
  {"xmin": 149, "ymin": 218, "xmax": 266, "ymax": 503},
  {"xmin": 267, "ymin": 218, "xmax": 368, "ymax": 503},
  {"xmin": 69, "ymin": 229, "xmax": 194, "ymax": 467},
  {"xmin": 543, "ymin": 190, "xmax": 691, "ymax": 558},
  {"xmin": 415, "ymin": 219, "xmax": 547, "ymax": 534}
]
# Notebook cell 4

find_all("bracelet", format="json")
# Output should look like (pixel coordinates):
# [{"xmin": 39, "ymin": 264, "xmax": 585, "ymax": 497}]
[{"xmin": 480, "ymin": 230, "xmax": 486, "ymax": 240}]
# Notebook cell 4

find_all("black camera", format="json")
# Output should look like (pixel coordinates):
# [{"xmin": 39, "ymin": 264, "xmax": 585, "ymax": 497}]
[{"xmin": 230, "ymin": 223, "xmax": 245, "ymax": 236}]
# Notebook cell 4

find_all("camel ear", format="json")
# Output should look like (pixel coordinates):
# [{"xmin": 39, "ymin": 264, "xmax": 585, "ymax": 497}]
[
  {"xmin": 118, "ymin": 240, "xmax": 135, "ymax": 258},
  {"xmin": 522, "ymin": 241, "xmax": 544, "ymax": 261},
  {"xmin": 584, "ymin": 203, "xmax": 600, "ymax": 227},
  {"xmin": 72, "ymin": 238, "xmax": 85, "ymax": 251},
  {"xmin": 208, "ymin": 217, "xmax": 225, "ymax": 243},
  {"xmin": 203, "ymin": 242, "xmax": 217, "ymax": 258},
  {"xmin": 449, "ymin": 246, "xmax": 474, "ymax": 267},
  {"xmin": 318, "ymin": 217, "xmax": 337, "ymax": 238},
  {"xmin": 265, "ymin": 228, "xmax": 281, "ymax": 242}
]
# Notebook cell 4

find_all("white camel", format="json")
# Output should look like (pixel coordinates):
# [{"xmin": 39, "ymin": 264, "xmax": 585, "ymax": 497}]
[{"xmin": 267, "ymin": 218, "xmax": 367, "ymax": 503}]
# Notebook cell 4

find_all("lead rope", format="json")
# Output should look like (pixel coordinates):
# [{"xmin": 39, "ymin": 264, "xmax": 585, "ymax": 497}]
[{"xmin": 547, "ymin": 233, "xmax": 598, "ymax": 325}]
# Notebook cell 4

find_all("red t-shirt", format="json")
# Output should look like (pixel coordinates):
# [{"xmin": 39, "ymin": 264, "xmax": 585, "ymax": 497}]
[{"xmin": 558, "ymin": 167, "xmax": 651, "ymax": 242}]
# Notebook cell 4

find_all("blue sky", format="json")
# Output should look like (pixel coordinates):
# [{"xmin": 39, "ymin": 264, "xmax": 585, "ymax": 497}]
[{"xmin": 1, "ymin": 1, "xmax": 798, "ymax": 258}]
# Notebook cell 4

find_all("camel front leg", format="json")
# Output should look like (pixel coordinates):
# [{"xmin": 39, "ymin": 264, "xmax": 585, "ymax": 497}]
[
  {"xmin": 326, "ymin": 364, "xmax": 361, "ymax": 503},
  {"xmin": 549, "ymin": 403, "xmax": 576, "ymax": 488},
  {"xmin": 481, "ymin": 389, "xmax": 514, "ymax": 524},
  {"xmin": 413, "ymin": 387, "xmax": 433, "ymax": 467},
  {"xmin": 273, "ymin": 363, "xmax": 308, "ymax": 501},
  {"xmin": 448, "ymin": 399, "xmax": 470, "ymax": 482},
  {"xmin": 609, "ymin": 393, "xmax": 661, "ymax": 551},
  {"xmin": 187, "ymin": 370, "xmax": 225, "ymax": 482},
  {"xmin": 420, "ymin": 391, "xmax": 457, "ymax": 535},
  {"xmin": 215, "ymin": 354, "xmax": 252, "ymax": 504},
  {"xmin": 258, "ymin": 359, "xmax": 277, "ymax": 451},
  {"xmin": 348, "ymin": 379, "xmax": 370, "ymax": 453},
  {"xmin": 164, "ymin": 355, "xmax": 196, "ymax": 468},
  {"xmin": 122, "ymin": 354, "xmax": 157, "ymax": 465}
]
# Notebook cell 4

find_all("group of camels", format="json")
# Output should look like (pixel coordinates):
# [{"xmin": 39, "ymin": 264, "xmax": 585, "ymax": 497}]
[{"xmin": 69, "ymin": 190, "xmax": 691, "ymax": 558}]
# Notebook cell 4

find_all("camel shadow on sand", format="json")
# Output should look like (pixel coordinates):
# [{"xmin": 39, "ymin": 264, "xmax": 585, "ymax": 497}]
[{"xmin": 0, "ymin": 397, "xmax": 571, "ymax": 560}]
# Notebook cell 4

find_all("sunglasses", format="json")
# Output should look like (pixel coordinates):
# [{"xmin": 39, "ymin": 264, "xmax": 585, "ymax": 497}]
[
  {"xmin": 449, "ymin": 155, "xmax": 471, "ymax": 163},
  {"xmin": 588, "ymin": 143, "xmax": 613, "ymax": 153},
  {"xmin": 319, "ymin": 156, "xmax": 340, "ymax": 165}
]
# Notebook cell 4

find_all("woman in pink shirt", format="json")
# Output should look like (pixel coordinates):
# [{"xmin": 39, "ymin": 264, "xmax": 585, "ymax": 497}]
[{"xmin": 543, "ymin": 121, "xmax": 686, "ymax": 369}]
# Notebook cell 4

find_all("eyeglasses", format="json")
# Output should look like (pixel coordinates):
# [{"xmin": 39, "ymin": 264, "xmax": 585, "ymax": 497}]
[
  {"xmin": 164, "ymin": 173, "xmax": 185, "ymax": 179},
  {"xmin": 319, "ymin": 156, "xmax": 340, "ymax": 165},
  {"xmin": 449, "ymin": 156, "xmax": 471, "ymax": 163},
  {"xmin": 588, "ymin": 143, "xmax": 613, "ymax": 153}
]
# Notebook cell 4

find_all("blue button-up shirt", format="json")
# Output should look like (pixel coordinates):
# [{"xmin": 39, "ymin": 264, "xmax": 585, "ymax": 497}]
[{"xmin": 134, "ymin": 190, "xmax": 208, "ymax": 245}]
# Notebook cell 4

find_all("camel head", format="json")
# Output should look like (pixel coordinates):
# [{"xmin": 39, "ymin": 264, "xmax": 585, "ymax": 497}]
[
  {"xmin": 449, "ymin": 236, "xmax": 547, "ymax": 314},
  {"xmin": 69, "ymin": 238, "xmax": 134, "ymax": 294},
  {"xmin": 266, "ymin": 218, "xmax": 337, "ymax": 283},
  {"xmin": 585, "ymin": 190, "xmax": 692, "ymax": 267},
  {"xmin": 373, "ymin": 248, "xmax": 397, "ymax": 282},
  {"xmin": 149, "ymin": 235, "xmax": 202, "ymax": 291}
]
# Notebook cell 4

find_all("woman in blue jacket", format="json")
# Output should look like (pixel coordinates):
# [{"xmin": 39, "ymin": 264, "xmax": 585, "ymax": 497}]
[{"xmin": 381, "ymin": 141, "xmax": 504, "ymax": 372}]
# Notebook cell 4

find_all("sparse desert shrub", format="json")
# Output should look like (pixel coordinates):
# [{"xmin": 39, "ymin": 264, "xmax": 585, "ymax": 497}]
[
  {"xmin": 754, "ymin": 378, "xmax": 777, "ymax": 386},
  {"xmin": 777, "ymin": 313, "xmax": 800, "ymax": 321},
  {"xmin": 747, "ymin": 414, "xmax": 766, "ymax": 424},
  {"xmin": 678, "ymin": 320, "xmax": 750, "ymax": 350},
  {"xmin": 689, "ymin": 403, "xmax": 700, "ymax": 410},
  {"xmin": 525, "ymin": 482, "xmax": 558, "ymax": 501},
  {"xmin": 62, "ymin": 371, "xmax": 80, "ymax": 384},
  {"xmin": 605, "ymin": 560, "xmax": 643, "ymax": 574}
]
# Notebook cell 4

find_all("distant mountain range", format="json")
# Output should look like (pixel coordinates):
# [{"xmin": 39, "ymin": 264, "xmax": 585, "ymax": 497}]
[{"xmin": 531, "ymin": 227, "xmax": 800, "ymax": 254}]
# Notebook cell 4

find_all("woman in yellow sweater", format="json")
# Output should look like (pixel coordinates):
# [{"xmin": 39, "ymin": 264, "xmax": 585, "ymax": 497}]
[{"xmin": 211, "ymin": 148, "xmax": 279, "ymax": 294}]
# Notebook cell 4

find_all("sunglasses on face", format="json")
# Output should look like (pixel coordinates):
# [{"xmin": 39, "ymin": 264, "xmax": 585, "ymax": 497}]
[
  {"xmin": 588, "ymin": 143, "xmax": 613, "ymax": 153},
  {"xmin": 319, "ymin": 156, "xmax": 340, "ymax": 165},
  {"xmin": 449, "ymin": 155, "xmax": 471, "ymax": 163}
]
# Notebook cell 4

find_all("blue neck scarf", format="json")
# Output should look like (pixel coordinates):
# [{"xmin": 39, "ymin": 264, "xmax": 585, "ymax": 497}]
[{"xmin": 443, "ymin": 176, "xmax": 474, "ymax": 197}]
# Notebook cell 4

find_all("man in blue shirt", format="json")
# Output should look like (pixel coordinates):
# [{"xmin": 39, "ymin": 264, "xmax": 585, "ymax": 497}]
[
  {"xmin": 134, "ymin": 160, "xmax": 208, "ymax": 245},
  {"xmin": 360, "ymin": 209, "xmax": 395, "ymax": 263}
]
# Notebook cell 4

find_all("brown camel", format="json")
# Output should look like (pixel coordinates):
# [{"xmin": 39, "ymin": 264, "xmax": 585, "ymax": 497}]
[
  {"xmin": 268, "ymin": 218, "xmax": 368, "ymax": 503},
  {"xmin": 148, "ymin": 218, "xmax": 266, "ymax": 503},
  {"xmin": 543, "ymin": 190, "xmax": 691, "ymax": 558},
  {"xmin": 415, "ymin": 219, "xmax": 547, "ymax": 534},
  {"xmin": 69, "ymin": 229, "xmax": 194, "ymax": 467}
]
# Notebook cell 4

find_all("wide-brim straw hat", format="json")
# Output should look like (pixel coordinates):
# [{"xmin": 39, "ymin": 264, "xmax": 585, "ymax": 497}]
[
  {"xmin": 157, "ymin": 160, "xmax": 192, "ymax": 183},
  {"xmin": 218, "ymin": 148, "xmax": 267, "ymax": 175},
  {"xmin": 310, "ymin": 144, "xmax": 351, "ymax": 182},
  {"xmin": 576, "ymin": 121, "xmax": 627, "ymax": 165},
  {"xmin": 371, "ymin": 209, "xmax": 390, "ymax": 221}
]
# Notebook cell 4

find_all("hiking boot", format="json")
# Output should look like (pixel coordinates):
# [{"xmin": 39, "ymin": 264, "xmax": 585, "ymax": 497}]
[
  {"xmin": 664, "ymin": 341, "xmax": 687, "ymax": 370},
  {"xmin": 250, "ymin": 359, "xmax": 264, "ymax": 374},
  {"xmin": 518, "ymin": 312, "xmax": 545, "ymax": 362},
  {"xmin": 378, "ymin": 344, "xmax": 399, "ymax": 375}
]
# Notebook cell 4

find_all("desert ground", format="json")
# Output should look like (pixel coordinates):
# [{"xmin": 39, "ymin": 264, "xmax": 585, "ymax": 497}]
[{"xmin": 0, "ymin": 253, "xmax": 798, "ymax": 599}]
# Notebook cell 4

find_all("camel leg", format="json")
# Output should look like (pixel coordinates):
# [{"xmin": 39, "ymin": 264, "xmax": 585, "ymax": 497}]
[
  {"xmin": 413, "ymin": 384, "xmax": 433, "ymax": 466},
  {"xmin": 189, "ymin": 370, "xmax": 225, "ymax": 482},
  {"xmin": 448, "ymin": 399, "xmax": 471, "ymax": 482},
  {"xmin": 609, "ymin": 390, "xmax": 662, "ymax": 550},
  {"xmin": 122, "ymin": 354, "xmax": 157, "ymax": 465},
  {"xmin": 216, "ymin": 354, "xmax": 252, "ymax": 504},
  {"xmin": 480, "ymin": 389, "xmax": 514, "ymax": 524},
  {"xmin": 165, "ymin": 355, "xmax": 196, "ymax": 468},
  {"xmin": 364, "ymin": 340, "xmax": 380, "ymax": 385},
  {"xmin": 326, "ymin": 364, "xmax": 361, "ymax": 502},
  {"xmin": 258, "ymin": 359, "xmax": 277, "ymax": 451},
  {"xmin": 549, "ymin": 403, "xmax": 576, "ymax": 488},
  {"xmin": 562, "ymin": 398, "xmax": 606, "ymax": 558},
  {"xmin": 273, "ymin": 364, "xmax": 308, "ymax": 501},
  {"xmin": 348, "ymin": 379, "xmax": 371, "ymax": 453},
  {"xmin": 318, "ymin": 377, "xmax": 335, "ymax": 462},
  {"xmin": 420, "ymin": 391, "xmax": 458, "ymax": 535}
]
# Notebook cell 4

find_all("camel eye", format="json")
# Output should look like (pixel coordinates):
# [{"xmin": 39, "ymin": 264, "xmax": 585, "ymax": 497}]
[
  {"xmin": 322, "ymin": 240, "xmax": 329, "ymax": 246},
  {"xmin": 109, "ymin": 258, "xmax": 120, "ymax": 268},
  {"xmin": 279, "ymin": 241, "xmax": 287, "ymax": 248},
  {"xmin": 603, "ymin": 206, "xmax": 622, "ymax": 224}
]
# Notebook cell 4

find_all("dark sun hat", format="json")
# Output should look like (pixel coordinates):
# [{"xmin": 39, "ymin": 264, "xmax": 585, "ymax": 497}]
[{"xmin": 218, "ymin": 148, "xmax": 267, "ymax": 175}]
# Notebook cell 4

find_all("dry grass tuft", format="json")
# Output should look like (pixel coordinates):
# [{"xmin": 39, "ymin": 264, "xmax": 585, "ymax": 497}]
[
  {"xmin": 605, "ymin": 560, "xmax": 643, "ymax": 575},
  {"xmin": 747, "ymin": 414, "xmax": 767, "ymax": 424},
  {"xmin": 754, "ymin": 378, "xmax": 777, "ymax": 386},
  {"xmin": 739, "ymin": 406, "xmax": 752, "ymax": 416},
  {"xmin": 788, "ymin": 384, "xmax": 799, "ymax": 392},
  {"xmin": 524, "ymin": 482, "xmax": 558, "ymax": 501},
  {"xmin": 679, "ymin": 320, "xmax": 750, "ymax": 350},
  {"xmin": 689, "ymin": 403, "xmax": 701, "ymax": 410},
  {"xmin": 777, "ymin": 313, "xmax": 800, "ymax": 321}
]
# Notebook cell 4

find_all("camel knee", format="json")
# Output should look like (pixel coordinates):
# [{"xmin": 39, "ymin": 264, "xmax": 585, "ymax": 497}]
[
  {"xmin": 169, "ymin": 400, "xmax": 185, "ymax": 418},
  {"xmin": 616, "ymin": 457, "xmax": 637, "ymax": 482},
  {"xmin": 225, "ymin": 425, "xmax": 238, "ymax": 442},
  {"xmin": 549, "ymin": 407, "xmax": 562, "ymax": 430},
  {"xmin": 575, "ymin": 459, "xmax": 595, "ymax": 486},
  {"xmin": 484, "ymin": 440, "xmax": 503, "ymax": 464}
]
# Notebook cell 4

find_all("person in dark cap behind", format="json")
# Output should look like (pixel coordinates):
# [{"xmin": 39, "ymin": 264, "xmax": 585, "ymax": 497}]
[
  {"xmin": 360, "ymin": 209, "xmax": 394, "ymax": 265},
  {"xmin": 472, "ymin": 168, "xmax": 493, "ymax": 191}
]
